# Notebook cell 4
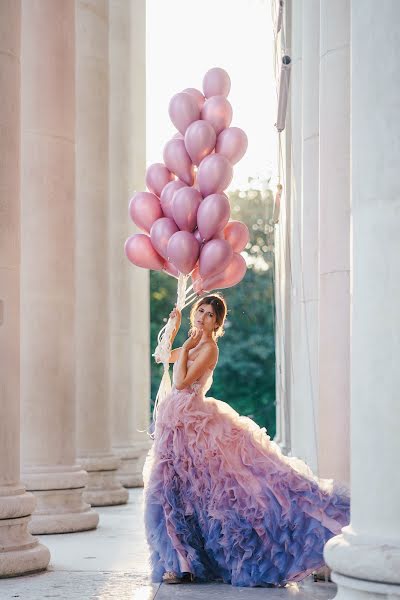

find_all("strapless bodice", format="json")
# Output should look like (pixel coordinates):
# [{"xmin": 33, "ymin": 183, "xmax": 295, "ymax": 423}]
[{"xmin": 172, "ymin": 358, "xmax": 214, "ymax": 395}]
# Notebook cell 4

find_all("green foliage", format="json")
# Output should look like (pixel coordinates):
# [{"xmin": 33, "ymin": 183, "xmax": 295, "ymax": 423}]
[{"xmin": 150, "ymin": 179, "xmax": 277, "ymax": 437}]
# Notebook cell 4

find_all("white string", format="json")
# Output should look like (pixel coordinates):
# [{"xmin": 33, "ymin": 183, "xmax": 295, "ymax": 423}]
[
  {"xmin": 152, "ymin": 273, "xmax": 189, "ymax": 423},
  {"xmin": 182, "ymin": 297, "xmax": 198, "ymax": 312},
  {"xmin": 183, "ymin": 290, "xmax": 198, "ymax": 305}
]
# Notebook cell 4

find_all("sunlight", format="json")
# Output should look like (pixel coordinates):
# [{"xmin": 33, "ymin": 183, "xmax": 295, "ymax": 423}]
[
  {"xmin": 146, "ymin": 0, "xmax": 277, "ymax": 189},
  {"xmin": 130, "ymin": 586, "xmax": 156, "ymax": 600}
]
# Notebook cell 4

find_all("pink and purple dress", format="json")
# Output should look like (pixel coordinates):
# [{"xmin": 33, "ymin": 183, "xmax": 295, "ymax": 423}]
[{"xmin": 143, "ymin": 359, "xmax": 350, "ymax": 587}]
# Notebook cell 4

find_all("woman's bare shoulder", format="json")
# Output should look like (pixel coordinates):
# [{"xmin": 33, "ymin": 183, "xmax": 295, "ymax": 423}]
[
  {"xmin": 198, "ymin": 340, "xmax": 218, "ymax": 366},
  {"xmin": 189, "ymin": 340, "xmax": 217, "ymax": 359}
]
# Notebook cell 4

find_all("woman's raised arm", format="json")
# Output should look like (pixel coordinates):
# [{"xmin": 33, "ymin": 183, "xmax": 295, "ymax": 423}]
[{"xmin": 154, "ymin": 306, "xmax": 182, "ymax": 364}]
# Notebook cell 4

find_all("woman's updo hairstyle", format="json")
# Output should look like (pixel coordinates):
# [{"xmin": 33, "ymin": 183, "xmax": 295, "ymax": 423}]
[{"xmin": 189, "ymin": 294, "xmax": 228, "ymax": 340}]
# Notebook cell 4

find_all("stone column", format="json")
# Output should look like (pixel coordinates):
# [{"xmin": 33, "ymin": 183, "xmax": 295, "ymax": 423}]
[
  {"xmin": 109, "ymin": 0, "xmax": 151, "ymax": 488},
  {"xmin": 76, "ymin": 0, "xmax": 128, "ymax": 505},
  {"xmin": 288, "ymin": 0, "xmax": 311, "ymax": 462},
  {"xmin": 298, "ymin": 0, "xmax": 320, "ymax": 472},
  {"xmin": 0, "ymin": 1, "xmax": 50, "ymax": 576},
  {"xmin": 20, "ymin": 0, "xmax": 99, "ymax": 534},
  {"xmin": 274, "ymin": 0, "xmax": 292, "ymax": 456},
  {"xmin": 273, "ymin": 223, "xmax": 285, "ymax": 450},
  {"xmin": 325, "ymin": 2, "xmax": 400, "ymax": 597},
  {"xmin": 318, "ymin": 0, "xmax": 350, "ymax": 483}
]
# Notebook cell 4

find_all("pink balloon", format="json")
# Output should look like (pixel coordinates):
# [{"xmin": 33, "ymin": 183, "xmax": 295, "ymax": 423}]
[
  {"xmin": 224, "ymin": 220, "xmax": 250, "ymax": 252},
  {"xmin": 163, "ymin": 261, "xmax": 180, "ymax": 279},
  {"xmin": 168, "ymin": 92, "xmax": 200, "ymax": 135},
  {"xmin": 184, "ymin": 120, "xmax": 216, "ymax": 166},
  {"xmin": 199, "ymin": 239, "xmax": 233, "ymax": 279},
  {"xmin": 150, "ymin": 217, "xmax": 179, "ymax": 260},
  {"xmin": 163, "ymin": 138, "xmax": 194, "ymax": 186},
  {"xmin": 145, "ymin": 163, "xmax": 174, "ymax": 197},
  {"xmin": 173, "ymin": 132, "xmax": 184, "ymax": 139},
  {"xmin": 182, "ymin": 87, "xmax": 206, "ymax": 111},
  {"xmin": 202, "ymin": 67, "xmax": 231, "ymax": 98},
  {"xmin": 159, "ymin": 180, "xmax": 186, "ymax": 219},
  {"xmin": 194, "ymin": 228, "xmax": 224, "ymax": 246},
  {"xmin": 125, "ymin": 234, "xmax": 164, "ymax": 271},
  {"xmin": 129, "ymin": 191, "xmax": 163, "ymax": 233},
  {"xmin": 197, "ymin": 193, "xmax": 230, "ymax": 242},
  {"xmin": 172, "ymin": 187, "xmax": 202, "ymax": 232},
  {"xmin": 201, "ymin": 96, "xmax": 232, "ymax": 135},
  {"xmin": 197, "ymin": 154, "xmax": 233, "ymax": 197},
  {"xmin": 216, "ymin": 127, "xmax": 248, "ymax": 165},
  {"xmin": 201, "ymin": 253, "xmax": 247, "ymax": 292},
  {"xmin": 167, "ymin": 231, "xmax": 200, "ymax": 275},
  {"xmin": 194, "ymin": 229, "xmax": 204, "ymax": 245}
]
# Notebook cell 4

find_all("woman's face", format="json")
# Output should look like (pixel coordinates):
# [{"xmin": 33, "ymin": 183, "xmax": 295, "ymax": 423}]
[{"xmin": 194, "ymin": 303, "xmax": 217, "ymax": 335}]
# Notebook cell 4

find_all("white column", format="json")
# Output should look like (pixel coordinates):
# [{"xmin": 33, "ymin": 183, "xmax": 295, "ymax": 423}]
[
  {"xmin": 20, "ymin": 0, "xmax": 99, "ymax": 534},
  {"xmin": 325, "ymin": 2, "xmax": 400, "ymax": 597},
  {"xmin": 0, "ymin": 1, "xmax": 50, "ymax": 576},
  {"xmin": 318, "ymin": 0, "xmax": 350, "ymax": 483},
  {"xmin": 273, "ymin": 220, "xmax": 285, "ymax": 449},
  {"xmin": 76, "ymin": 0, "xmax": 128, "ymax": 505},
  {"xmin": 274, "ymin": 0, "xmax": 292, "ymax": 456},
  {"xmin": 298, "ymin": 0, "xmax": 320, "ymax": 472},
  {"xmin": 109, "ymin": 0, "xmax": 151, "ymax": 488},
  {"xmin": 289, "ymin": 0, "xmax": 312, "ymax": 463}
]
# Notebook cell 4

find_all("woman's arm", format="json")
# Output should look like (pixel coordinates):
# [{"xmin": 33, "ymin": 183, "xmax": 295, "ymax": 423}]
[
  {"xmin": 169, "ymin": 347, "xmax": 182, "ymax": 363},
  {"xmin": 155, "ymin": 347, "xmax": 181, "ymax": 364},
  {"xmin": 153, "ymin": 306, "xmax": 182, "ymax": 363},
  {"xmin": 169, "ymin": 306, "xmax": 181, "ymax": 346},
  {"xmin": 174, "ymin": 342, "xmax": 217, "ymax": 390},
  {"xmin": 168, "ymin": 306, "xmax": 182, "ymax": 362}
]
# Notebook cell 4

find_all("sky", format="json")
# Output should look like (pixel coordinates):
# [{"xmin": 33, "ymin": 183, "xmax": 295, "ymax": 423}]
[{"xmin": 146, "ymin": 0, "xmax": 278, "ymax": 190}]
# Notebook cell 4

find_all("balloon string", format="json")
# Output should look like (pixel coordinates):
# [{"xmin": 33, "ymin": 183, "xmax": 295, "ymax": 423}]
[
  {"xmin": 157, "ymin": 323, "xmax": 167, "ymax": 345},
  {"xmin": 152, "ymin": 273, "xmax": 190, "ymax": 425},
  {"xmin": 183, "ymin": 295, "xmax": 198, "ymax": 311},
  {"xmin": 184, "ymin": 290, "xmax": 198, "ymax": 304}
]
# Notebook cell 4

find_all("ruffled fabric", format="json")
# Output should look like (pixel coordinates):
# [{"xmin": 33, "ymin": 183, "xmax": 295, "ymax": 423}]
[{"xmin": 143, "ymin": 375, "xmax": 350, "ymax": 587}]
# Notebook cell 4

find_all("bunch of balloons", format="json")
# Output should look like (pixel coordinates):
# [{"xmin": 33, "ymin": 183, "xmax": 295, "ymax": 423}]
[{"xmin": 125, "ymin": 67, "xmax": 249, "ymax": 295}]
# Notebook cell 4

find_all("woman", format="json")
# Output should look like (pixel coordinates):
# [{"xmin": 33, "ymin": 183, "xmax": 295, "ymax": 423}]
[{"xmin": 143, "ymin": 294, "xmax": 350, "ymax": 587}]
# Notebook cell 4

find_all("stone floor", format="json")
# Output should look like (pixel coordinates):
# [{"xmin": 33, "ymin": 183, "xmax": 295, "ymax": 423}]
[{"xmin": 1, "ymin": 489, "xmax": 337, "ymax": 600}]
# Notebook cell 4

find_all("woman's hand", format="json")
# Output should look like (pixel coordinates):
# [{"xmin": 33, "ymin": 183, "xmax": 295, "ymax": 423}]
[
  {"xmin": 169, "ymin": 305, "xmax": 182, "ymax": 329},
  {"xmin": 182, "ymin": 328, "xmax": 202, "ymax": 351}
]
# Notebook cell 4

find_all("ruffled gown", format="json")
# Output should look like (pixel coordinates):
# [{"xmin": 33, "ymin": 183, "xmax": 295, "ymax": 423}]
[{"xmin": 143, "ymin": 359, "xmax": 350, "ymax": 587}]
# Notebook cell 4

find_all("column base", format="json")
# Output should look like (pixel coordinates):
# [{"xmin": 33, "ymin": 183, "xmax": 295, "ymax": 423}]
[
  {"xmin": 22, "ymin": 465, "xmax": 99, "ymax": 535},
  {"xmin": 324, "ymin": 526, "xmax": 400, "ymax": 586},
  {"xmin": 0, "ymin": 537, "xmax": 50, "ymax": 578},
  {"xmin": 331, "ymin": 572, "xmax": 400, "ymax": 599},
  {"xmin": 79, "ymin": 454, "xmax": 129, "ymax": 506},
  {"xmin": 28, "ymin": 489, "xmax": 99, "ymax": 534},
  {"xmin": 0, "ymin": 488, "xmax": 50, "ymax": 577},
  {"xmin": 113, "ymin": 440, "xmax": 152, "ymax": 488}
]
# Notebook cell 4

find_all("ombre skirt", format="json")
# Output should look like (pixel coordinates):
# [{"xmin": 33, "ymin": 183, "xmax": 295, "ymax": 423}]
[{"xmin": 143, "ymin": 384, "xmax": 350, "ymax": 587}]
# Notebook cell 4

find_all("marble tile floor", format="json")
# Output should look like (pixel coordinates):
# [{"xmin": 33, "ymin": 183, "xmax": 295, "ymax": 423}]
[{"xmin": 0, "ymin": 489, "xmax": 337, "ymax": 600}]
